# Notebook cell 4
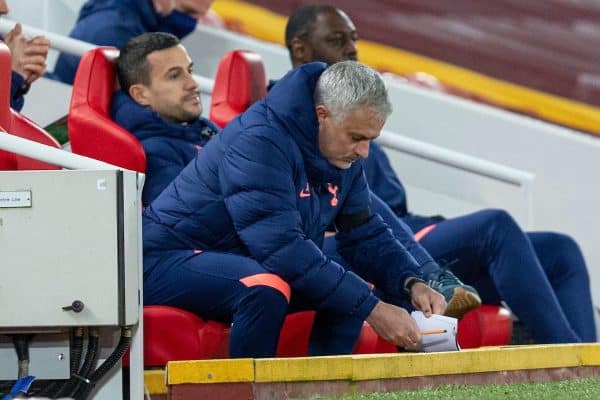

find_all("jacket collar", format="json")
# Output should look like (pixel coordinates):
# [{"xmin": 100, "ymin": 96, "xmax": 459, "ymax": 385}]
[
  {"xmin": 265, "ymin": 62, "xmax": 341, "ymax": 184},
  {"xmin": 111, "ymin": 91, "xmax": 218, "ymax": 143}
]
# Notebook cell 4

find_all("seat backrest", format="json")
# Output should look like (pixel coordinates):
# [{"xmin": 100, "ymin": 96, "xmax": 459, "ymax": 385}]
[
  {"xmin": 209, "ymin": 50, "xmax": 267, "ymax": 128},
  {"xmin": 0, "ymin": 42, "xmax": 60, "ymax": 171},
  {"xmin": 68, "ymin": 47, "xmax": 146, "ymax": 172}
]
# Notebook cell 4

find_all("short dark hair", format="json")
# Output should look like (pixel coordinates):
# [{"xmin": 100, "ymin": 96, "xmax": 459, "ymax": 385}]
[
  {"xmin": 284, "ymin": 4, "xmax": 338, "ymax": 51},
  {"xmin": 116, "ymin": 32, "xmax": 180, "ymax": 92}
]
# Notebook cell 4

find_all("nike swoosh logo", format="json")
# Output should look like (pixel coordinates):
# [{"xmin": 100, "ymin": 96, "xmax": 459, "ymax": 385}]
[{"xmin": 299, "ymin": 182, "xmax": 311, "ymax": 198}]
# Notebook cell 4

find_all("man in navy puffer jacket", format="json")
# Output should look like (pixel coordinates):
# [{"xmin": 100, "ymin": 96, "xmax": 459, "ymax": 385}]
[
  {"xmin": 111, "ymin": 32, "xmax": 218, "ymax": 205},
  {"xmin": 142, "ymin": 60, "xmax": 446, "ymax": 358},
  {"xmin": 285, "ymin": 4, "xmax": 596, "ymax": 344},
  {"xmin": 54, "ymin": 0, "xmax": 211, "ymax": 84}
]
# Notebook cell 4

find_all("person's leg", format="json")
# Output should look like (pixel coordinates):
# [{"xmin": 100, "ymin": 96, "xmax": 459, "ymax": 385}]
[
  {"xmin": 369, "ymin": 193, "xmax": 481, "ymax": 318},
  {"xmin": 417, "ymin": 209, "xmax": 581, "ymax": 343},
  {"xmin": 307, "ymin": 309, "xmax": 366, "ymax": 355},
  {"xmin": 143, "ymin": 250, "xmax": 290, "ymax": 357},
  {"xmin": 528, "ymin": 232, "xmax": 596, "ymax": 342},
  {"xmin": 285, "ymin": 271, "xmax": 370, "ymax": 356}
]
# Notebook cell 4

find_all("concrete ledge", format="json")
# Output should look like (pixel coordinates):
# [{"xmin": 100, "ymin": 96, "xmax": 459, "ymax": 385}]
[
  {"xmin": 168, "ymin": 358, "xmax": 255, "ymax": 384},
  {"xmin": 161, "ymin": 344, "xmax": 600, "ymax": 399},
  {"xmin": 144, "ymin": 369, "xmax": 167, "ymax": 396}
]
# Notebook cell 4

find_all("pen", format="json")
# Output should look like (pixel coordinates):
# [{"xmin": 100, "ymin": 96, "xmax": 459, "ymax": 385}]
[{"xmin": 421, "ymin": 329, "xmax": 447, "ymax": 335}]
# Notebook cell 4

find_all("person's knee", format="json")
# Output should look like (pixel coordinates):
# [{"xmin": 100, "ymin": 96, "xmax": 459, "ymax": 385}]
[
  {"xmin": 240, "ymin": 273, "xmax": 291, "ymax": 302},
  {"xmin": 548, "ymin": 233, "xmax": 589, "ymax": 279},
  {"xmin": 254, "ymin": 285, "xmax": 290, "ymax": 305},
  {"xmin": 240, "ymin": 284, "xmax": 291, "ymax": 316},
  {"xmin": 550, "ymin": 232, "xmax": 581, "ymax": 255},
  {"xmin": 481, "ymin": 208, "xmax": 517, "ymax": 229}
]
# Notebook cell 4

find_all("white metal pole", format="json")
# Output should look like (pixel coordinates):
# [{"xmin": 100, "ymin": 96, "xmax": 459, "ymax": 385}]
[
  {"xmin": 0, "ymin": 132, "xmax": 118, "ymax": 170},
  {"xmin": 0, "ymin": 18, "xmax": 215, "ymax": 94},
  {"xmin": 377, "ymin": 130, "xmax": 535, "ymax": 186}
]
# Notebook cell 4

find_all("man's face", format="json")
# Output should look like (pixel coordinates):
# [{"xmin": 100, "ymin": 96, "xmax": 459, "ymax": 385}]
[
  {"xmin": 294, "ymin": 9, "xmax": 358, "ymax": 66},
  {"xmin": 317, "ymin": 105, "xmax": 384, "ymax": 169},
  {"xmin": 0, "ymin": 0, "xmax": 9, "ymax": 15},
  {"xmin": 132, "ymin": 45, "xmax": 202, "ymax": 123}
]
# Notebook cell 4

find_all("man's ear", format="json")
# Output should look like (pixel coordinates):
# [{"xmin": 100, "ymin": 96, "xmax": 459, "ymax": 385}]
[
  {"xmin": 315, "ymin": 104, "xmax": 329, "ymax": 122},
  {"xmin": 290, "ymin": 37, "xmax": 311, "ymax": 66},
  {"xmin": 129, "ymin": 84, "xmax": 151, "ymax": 107}
]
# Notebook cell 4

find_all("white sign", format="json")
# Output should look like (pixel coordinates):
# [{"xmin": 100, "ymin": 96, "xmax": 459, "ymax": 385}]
[
  {"xmin": 0, "ymin": 191, "xmax": 31, "ymax": 208},
  {"xmin": 411, "ymin": 311, "xmax": 459, "ymax": 352}
]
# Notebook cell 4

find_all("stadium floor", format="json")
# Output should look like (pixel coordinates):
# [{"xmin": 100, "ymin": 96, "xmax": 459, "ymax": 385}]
[{"xmin": 210, "ymin": 0, "xmax": 600, "ymax": 136}]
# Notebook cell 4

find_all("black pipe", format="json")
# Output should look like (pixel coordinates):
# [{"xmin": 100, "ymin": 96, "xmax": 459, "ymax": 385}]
[
  {"xmin": 47, "ymin": 327, "xmax": 86, "ymax": 399},
  {"xmin": 69, "ymin": 327, "xmax": 85, "ymax": 375},
  {"xmin": 65, "ymin": 327, "xmax": 100, "ymax": 399},
  {"xmin": 10, "ymin": 334, "xmax": 34, "ymax": 379},
  {"xmin": 74, "ymin": 327, "xmax": 132, "ymax": 400}
]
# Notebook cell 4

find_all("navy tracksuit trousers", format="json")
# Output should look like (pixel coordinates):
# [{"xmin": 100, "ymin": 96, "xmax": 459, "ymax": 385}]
[
  {"xmin": 370, "ymin": 194, "xmax": 596, "ymax": 344},
  {"xmin": 143, "ymin": 250, "xmax": 365, "ymax": 358}
]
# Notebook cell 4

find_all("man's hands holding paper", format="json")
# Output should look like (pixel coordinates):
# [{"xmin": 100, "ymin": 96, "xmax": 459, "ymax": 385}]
[
  {"xmin": 366, "ymin": 301, "xmax": 422, "ymax": 348},
  {"xmin": 408, "ymin": 281, "xmax": 446, "ymax": 317},
  {"xmin": 365, "ymin": 279, "xmax": 447, "ymax": 349}
]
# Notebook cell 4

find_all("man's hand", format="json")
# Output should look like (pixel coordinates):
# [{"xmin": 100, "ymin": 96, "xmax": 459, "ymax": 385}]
[
  {"xmin": 366, "ymin": 301, "xmax": 421, "ymax": 348},
  {"xmin": 175, "ymin": 0, "xmax": 214, "ymax": 18},
  {"xmin": 410, "ymin": 282, "xmax": 446, "ymax": 317},
  {"xmin": 4, "ymin": 23, "xmax": 50, "ymax": 84}
]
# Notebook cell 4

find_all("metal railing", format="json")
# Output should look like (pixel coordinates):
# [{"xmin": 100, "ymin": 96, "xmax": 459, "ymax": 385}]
[
  {"xmin": 0, "ymin": 132, "xmax": 118, "ymax": 170},
  {"xmin": 378, "ymin": 130, "xmax": 535, "ymax": 187},
  {"xmin": 0, "ymin": 18, "xmax": 215, "ymax": 94},
  {"xmin": 1, "ymin": 17, "xmax": 534, "ymax": 216}
]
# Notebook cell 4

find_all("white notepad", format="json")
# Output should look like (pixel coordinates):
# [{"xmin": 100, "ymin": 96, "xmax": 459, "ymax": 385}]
[{"xmin": 411, "ymin": 311, "xmax": 460, "ymax": 352}]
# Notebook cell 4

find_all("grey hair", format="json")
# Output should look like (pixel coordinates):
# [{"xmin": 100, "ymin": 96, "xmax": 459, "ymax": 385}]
[{"xmin": 314, "ymin": 61, "xmax": 392, "ymax": 122}]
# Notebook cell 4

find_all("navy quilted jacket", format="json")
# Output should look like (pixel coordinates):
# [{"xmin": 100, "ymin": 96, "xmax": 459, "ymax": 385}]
[
  {"xmin": 143, "ymin": 62, "xmax": 422, "ymax": 318},
  {"xmin": 111, "ymin": 91, "xmax": 218, "ymax": 205}
]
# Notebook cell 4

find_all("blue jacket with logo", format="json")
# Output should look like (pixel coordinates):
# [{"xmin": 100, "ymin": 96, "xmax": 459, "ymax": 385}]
[
  {"xmin": 364, "ymin": 141, "xmax": 444, "ymax": 233},
  {"xmin": 53, "ymin": 0, "xmax": 198, "ymax": 84},
  {"xmin": 111, "ymin": 91, "xmax": 218, "ymax": 205},
  {"xmin": 143, "ymin": 62, "xmax": 422, "ymax": 319}
]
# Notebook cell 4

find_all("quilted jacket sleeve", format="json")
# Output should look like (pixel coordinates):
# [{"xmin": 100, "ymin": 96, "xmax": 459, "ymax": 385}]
[
  {"xmin": 219, "ymin": 131, "xmax": 378, "ymax": 319},
  {"xmin": 142, "ymin": 139, "xmax": 192, "ymax": 205},
  {"xmin": 335, "ymin": 165, "xmax": 423, "ymax": 298}
]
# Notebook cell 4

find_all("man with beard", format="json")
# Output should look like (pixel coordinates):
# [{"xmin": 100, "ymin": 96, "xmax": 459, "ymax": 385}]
[{"xmin": 112, "ymin": 32, "xmax": 219, "ymax": 204}]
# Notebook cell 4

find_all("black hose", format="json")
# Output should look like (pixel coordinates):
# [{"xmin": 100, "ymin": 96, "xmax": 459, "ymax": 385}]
[
  {"xmin": 74, "ymin": 327, "xmax": 132, "ymax": 400},
  {"xmin": 65, "ymin": 327, "xmax": 100, "ymax": 399},
  {"xmin": 10, "ymin": 334, "xmax": 34, "ymax": 379},
  {"xmin": 47, "ymin": 327, "xmax": 85, "ymax": 399},
  {"xmin": 70, "ymin": 327, "xmax": 85, "ymax": 375}
]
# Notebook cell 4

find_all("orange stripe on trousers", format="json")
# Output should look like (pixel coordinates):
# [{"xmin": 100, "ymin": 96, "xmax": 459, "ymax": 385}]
[
  {"xmin": 240, "ymin": 273, "xmax": 291, "ymax": 303},
  {"xmin": 414, "ymin": 224, "xmax": 437, "ymax": 242}
]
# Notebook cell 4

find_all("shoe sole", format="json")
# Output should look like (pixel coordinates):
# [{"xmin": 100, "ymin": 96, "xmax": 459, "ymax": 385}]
[{"xmin": 444, "ymin": 287, "xmax": 482, "ymax": 319}]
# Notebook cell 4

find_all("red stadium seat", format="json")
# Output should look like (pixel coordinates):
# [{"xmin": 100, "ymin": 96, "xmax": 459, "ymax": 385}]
[
  {"xmin": 68, "ymin": 47, "xmax": 146, "ymax": 172},
  {"xmin": 457, "ymin": 305, "xmax": 513, "ymax": 349},
  {"xmin": 209, "ymin": 49, "xmax": 267, "ymax": 128},
  {"xmin": 277, "ymin": 311, "xmax": 316, "ymax": 357},
  {"xmin": 0, "ymin": 42, "xmax": 60, "ymax": 170},
  {"xmin": 132, "ymin": 306, "xmax": 230, "ymax": 367},
  {"xmin": 69, "ymin": 47, "xmax": 233, "ymax": 367}
]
